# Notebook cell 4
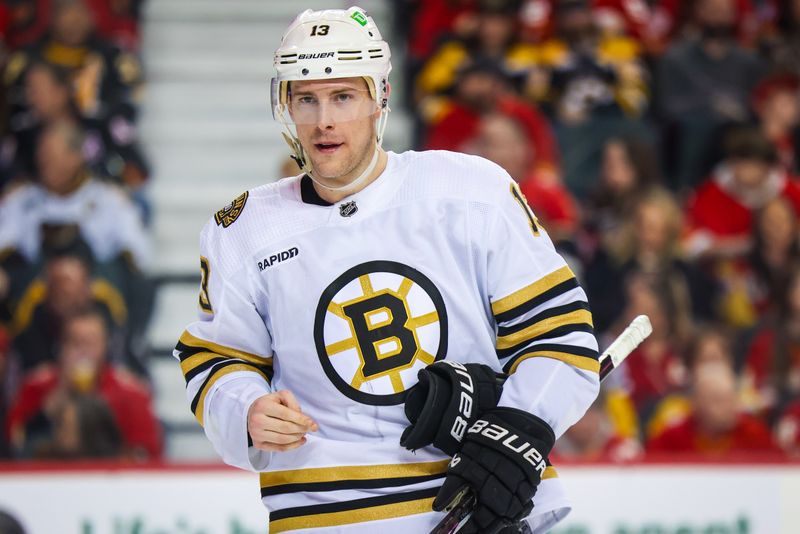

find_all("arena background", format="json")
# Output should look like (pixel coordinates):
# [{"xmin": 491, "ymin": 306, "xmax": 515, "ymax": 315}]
[{"xmin": 1, "ymin": 0, "xmax": 800, "ymax": 532}]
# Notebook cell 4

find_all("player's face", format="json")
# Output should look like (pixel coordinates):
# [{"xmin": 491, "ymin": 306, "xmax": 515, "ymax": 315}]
[{"xmin": 290, "ymin": 77, "xmax": 380, "ymax": 184}]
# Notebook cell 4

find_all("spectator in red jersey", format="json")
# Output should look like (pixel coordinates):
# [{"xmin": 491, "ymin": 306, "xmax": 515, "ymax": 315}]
[
  {"xmin": 684, "ymin": 128, "xmax": 800, "ymax": 261},
  {"xmin": 7, "ymin": 308, "xmax": 161, "ymax": 459},
  {"xmin": 2, "ymin": 0, "xmax": 143, "ymax": 52},
  {"xmin": 647, "ymin": 361, "xmax": 778, "ymax": 456},
  {"xmin": 407, "ymin": 0, "xmax": 476, "ymax": 62},
  {"xmin": 552, "ymin": 392, "xmax": 643, "ymax": 462},
  {"xmin": 423, "ymin": 60, "xmax": 559, "ymax": 175},
  {"xmin": 4, "ymin": 0, "xmax": 51, "ymax": 50},
  {"xmin": 752, "ymin": 73, "xmax": 800, "ymax": 174},
  {"xmin": 742, "ymin": 267, "xmax": 800, "ymax": 415},
  {"xmin": 657, "ymin": 0, "xmax": 766, "ymax": 189},
  {"xmin": 646, "ymin": 325, "xmax": 737, "ymax": 440},
  {"xmin": 775, "ymin": 400, "xmax": 800, "ymax": 456},
  {"xmin": 84, "ymin": 0, "xmax": 143, "ymax": 51},
  {"xmin": 463, "ymin": 111, "xmax": 578, "ymax": 243}
]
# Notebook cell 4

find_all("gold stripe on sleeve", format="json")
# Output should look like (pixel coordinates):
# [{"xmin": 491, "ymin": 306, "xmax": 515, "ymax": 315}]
[
  {"xmin": 509, "ymin": 351, "xmax": 600, "ymax": 374},
  {"xmin": 269, "ymin": 496, "xmax": 436, "ymax": 533},
  {"xmin": 496, "ymin": 308, "xmax": 593, "ymax": 350},
  {"xmin": 490, "ymin": 266, "xmax": 575, "ymax": 316},
  {"xmin": 180, "ymin": 351, "xmax": 221, "ymax": 377},
  {"xmin": 179, "ymin": 330, "xmax": 270, "ymax": 366}
]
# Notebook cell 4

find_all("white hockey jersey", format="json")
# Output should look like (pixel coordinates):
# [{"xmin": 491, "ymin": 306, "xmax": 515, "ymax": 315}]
[
  {"xmin": 175, "ymin": 150, "xmax": 600, "ymax": 533},
  {"xmin": 0, "ymin": 177, "xmax": 150, "ymax": 267}
]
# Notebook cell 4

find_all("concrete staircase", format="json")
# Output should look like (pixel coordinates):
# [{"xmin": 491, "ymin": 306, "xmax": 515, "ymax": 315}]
[{"xmin": 139, "ymin": 0, "xmax": 409, "ymax": 460}]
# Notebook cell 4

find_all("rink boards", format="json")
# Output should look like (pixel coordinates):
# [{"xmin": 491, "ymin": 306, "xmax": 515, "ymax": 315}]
[{"xmin": 0, "ymin": 460, "xmax": 797, "ymax": 534}]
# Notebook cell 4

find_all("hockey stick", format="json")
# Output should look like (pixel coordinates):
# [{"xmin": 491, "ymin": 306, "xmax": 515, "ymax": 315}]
[{"xmin": 430, "ymin": 314, "xmax": 653, "ymax": 534}]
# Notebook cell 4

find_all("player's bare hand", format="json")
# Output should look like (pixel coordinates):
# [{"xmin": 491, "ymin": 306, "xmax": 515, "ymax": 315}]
[{"xmin": 247, "ymin": 390, "xmax": 318, "ymax": 452}]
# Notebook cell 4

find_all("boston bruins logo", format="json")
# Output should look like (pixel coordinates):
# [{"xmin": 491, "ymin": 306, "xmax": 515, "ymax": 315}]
[{"xmin": 314, "ymin": 260, "xmax": 448, "ymax": 406}]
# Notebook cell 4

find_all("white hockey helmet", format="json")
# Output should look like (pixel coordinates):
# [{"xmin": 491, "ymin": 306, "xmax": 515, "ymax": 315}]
[{"xmin": 271, "ymin": 7, "xmax": 392, "ymax": 186}]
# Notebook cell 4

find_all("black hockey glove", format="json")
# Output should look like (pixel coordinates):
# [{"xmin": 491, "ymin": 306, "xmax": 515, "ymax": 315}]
[
  {"xmin": 400, "ymin": 360, "xmax": 505, "ymax": 456},
  {"xmin": 432, "ymin": 407, "xmax": 556, "ymax": 534}
]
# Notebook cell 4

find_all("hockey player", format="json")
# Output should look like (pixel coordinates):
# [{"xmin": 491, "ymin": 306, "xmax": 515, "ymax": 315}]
[{"xmin": 174, "ymin": 6, "xmax": 599, "ymax": 533}]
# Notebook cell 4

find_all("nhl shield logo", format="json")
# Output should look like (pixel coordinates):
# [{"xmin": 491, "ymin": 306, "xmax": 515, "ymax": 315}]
[
  {"xmin": 339, "ymin": 201, "xmax": 358, "ymax": 218},
  {"xmin": 215, "ymin": 191, "xmax": 249, "ymax": 228}
]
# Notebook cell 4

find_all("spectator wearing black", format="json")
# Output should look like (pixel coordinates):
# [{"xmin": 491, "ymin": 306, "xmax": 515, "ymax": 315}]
[
  {"xmin": 657, "ymin": 0, "xmax": 766, "ymax": 189},
  {"xmin": 584, "ymin": 138, "xmax": 662, "ymax": 258},
  {"xmin": 761, "ymin": 0, "xmax": 800, "ymax": 75},
  {"xmin": 10, "ymin": 253, "xmax": 126, "ymax": 372},
  {"xmin": 1, "ymin": 61, "xmax": 150, "ymax": 194},
  {"xmin": 585, "ymin": 188, "xmax": 716, "ymax": 337},
  {"xmin": 3, "ymin": 0, "xmax": 143, "ymax": 121},
  {"xmin": 414, "ymin": 0, "xmax": 536, "ymax": 113},
  {"xmin": 529, "ymin": 0, "xmax": 652, "ymax": 196},
  {"xmin": 747, "ymin": 196, "xmax": 800, "ymax": 318},
  {"xmin": 742, "ymin": 266, "xmax": 800, "ymax": 417}
]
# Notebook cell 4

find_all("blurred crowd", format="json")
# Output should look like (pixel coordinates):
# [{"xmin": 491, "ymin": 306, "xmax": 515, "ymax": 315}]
[
  {"xmin": 0, "ymin": 0, "xmax": 161, "ymax": 462},
  {"xmin": 3, "ymin": 0, "xmax": 800, "ymax": 466},
  {"xmin": 400, "ymin": 0, "xmax": 800, "ymax": 461}
]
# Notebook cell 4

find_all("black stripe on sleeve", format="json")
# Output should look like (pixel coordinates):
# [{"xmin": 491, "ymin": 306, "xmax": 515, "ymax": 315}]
[
  {"xmin": 501, "ymin": 343, "xmax": 600, "ymax": 373},
  {"xmin": 175, "ymin": 341, "xmax": 207, "ymax": 361},
  {"xmin": 268, "ymin": 487, "xmax": 438, "ymax": 522},
  {"xmin": 496, "ymin": 323, "xmax": 595, "ymax": 359},
  {"xmin": 497, "ymin": 300, "xmax": 590, "ymax": 336},
  {"xmin": 261, "ymin": 472, "xmax": 446, "ymax": 498},
  {"xmin": 494, "ymin": 278, "xmax": 579, "ymax": 324},
  {"xmin": 183, "ymin": 356, "xmax": 229, "ymax": 384}
]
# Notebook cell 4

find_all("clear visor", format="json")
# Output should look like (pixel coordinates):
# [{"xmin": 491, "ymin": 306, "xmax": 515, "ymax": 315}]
[{"xmin": 271, "ymin": 78, "xmax": 379, "ymax": 125}]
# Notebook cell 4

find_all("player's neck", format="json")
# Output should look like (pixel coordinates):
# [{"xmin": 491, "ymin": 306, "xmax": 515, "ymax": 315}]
[{"xmin": 313, "ymin": 149, "xmax": 388, "ymax": 204}]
